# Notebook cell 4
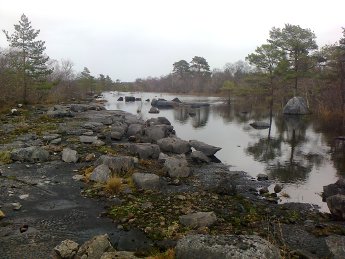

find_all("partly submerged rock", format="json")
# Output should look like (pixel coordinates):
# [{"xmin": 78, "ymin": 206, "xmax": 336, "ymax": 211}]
[
  {"xmin": 283, "ymin": 96, "xmax": 309, "ymax": 115},
  {"xmin": 323, "ymin": 178, "xmax": 345, "ymax": 201},
  {"xmin": 148, "ymin": 107, "xmax": 159, "ymax": 114},
  {"xmin": 191, "ymin": 150, "xmax": 211, "ymax": 163},
  {"xmin": 250, "ymin": 121, "xmax": 270, "ymax": 129}
]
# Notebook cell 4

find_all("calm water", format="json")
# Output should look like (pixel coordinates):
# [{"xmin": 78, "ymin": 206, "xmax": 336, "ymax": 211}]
[{"xmin": 103, "ymin": 91, "xmax": 345, "ymax": 212}]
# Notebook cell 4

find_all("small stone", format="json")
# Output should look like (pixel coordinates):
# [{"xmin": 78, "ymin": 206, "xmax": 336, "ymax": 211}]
[
  {"xmin": 85, "ymin": 153, "xmax": 96, "ymax": 162},
  {"xmin": 11, "ymin": 202, "xmax": 22, "ymax": 211},
  {"xmin": 176, "ymin": 195, "xmax": 186, "ymax": 200},
  {"xmin": 257, "ymin": 174, "xmax": 268, "ymax": 181},
  {"xmin": 72, "ymin": 175, "xmax": 84, "ymax": 181},
  {"xmin": 20, "ymin": 224, "xmax": 29, "ymax": 233},
  {"xmin": 259, "ymin": 187, "xmax": 269, "ymax": 194},
  {"xmin": 274, "ymin": 184, "xmax": 282, "ymax": 193},
  {"xmin": 19, "ymin": 194, "xmax": 29, "ymax": 200},
  {"xmin": 0, "ymin": 210, "xmax": 5, "ymax": 220},
  {"xmin": 117, "ymin": 225, "xmax": 124, "ymax": 230}
]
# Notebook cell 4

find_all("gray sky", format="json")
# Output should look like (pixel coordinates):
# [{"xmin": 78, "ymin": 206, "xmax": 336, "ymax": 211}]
[{"xmin": 1, "ymin": 0, "xmax": 344, "ymax": 81}]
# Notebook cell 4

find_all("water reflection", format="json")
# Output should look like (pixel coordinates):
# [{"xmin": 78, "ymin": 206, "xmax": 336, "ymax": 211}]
[
  {"xmin": 102, "ymin": 91, "xmax": 340, "ymax": 210},
  {"xmin": 173, "ymin": 106, "xmax": 210, "ymax": 128}
]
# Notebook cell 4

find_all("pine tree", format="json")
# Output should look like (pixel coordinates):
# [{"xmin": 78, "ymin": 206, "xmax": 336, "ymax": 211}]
[{"xmin": 3, "ymin": 14, "xmax": 52, "ymax": 103}]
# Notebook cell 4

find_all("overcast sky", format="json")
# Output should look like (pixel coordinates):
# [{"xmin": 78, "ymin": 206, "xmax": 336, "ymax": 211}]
[{"xmin": 0, "ymin": 0, "xmax": 344, "ymax": 81}]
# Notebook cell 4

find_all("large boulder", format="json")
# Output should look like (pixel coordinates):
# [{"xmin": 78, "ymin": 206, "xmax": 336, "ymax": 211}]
[
  {"xmin": 77, "ymin": 234, "xmax": 113, "ymax": 259},
  {"xmin": 151, "ymin": 99, "xmax": 176, "ymax": 108},
  {"xmin": 143, "ymin": 125, "xmax": 174, "ymax": 142},
  {"xmin": 179, "ymin": 212, "xmax": 217, "ymax": 228},
  {"xmin": 89, "ymin": 164, "xmax": 112, "ymax": 183},
  {"xmin": 62, "ymin": 148, "xmax": 78, "ymax": 163},
  {"xmin": 11, "ymin": 146, "xmax": 49, "ymax": 163},
  {"xmin": 132, "ymin": 173, "xmax": 160, "ymax": 190},
  {"xmin": 146, "ymin": 117, "xmax": 171, "ymax": 126},
  {"xmin": 157, "ymin": 137, "xmax": 191, "ymax": 154},
  {"xmin": 176, "ymin": 234, "xmax": 280, "ymax": 259},
  {"xmin": 191, "ymin": 150, "xmax": 210, "ymax": 163},
  {"xmin": 326, "ymin": 194, "xmax": 345, "ymax": 220},
  {"xmin": 283, "ymin": 96, "xmax": 309, "ymax": 115},
  {"xmin": 47, "ymin": 105, "xmax": 74, "ymax": 118},
  {"xmin": 129, "ymin": 143, "xmax": 160, "ymax": 159},
  {"xmin": 127, "ymin": 124, "xmax": 143, "ymax": 137},
  {"xmin": 189, "ymin": 140, "xmax": 221, "ymax": 156},
  {"xmin": 95, "ymin": 155, "xmax": 135, "ymax": 175},
  {"xmin": 125, "ymin": 96, "xmax": 135, "ymax": 102},
  {"xmin": 323, "ymin": 179, "xmax": 345, "ymax": 201},
  {"xmin": 250, "ymin": 121, "xmax": 270, "ymax": 129},
  {"xmin": 164, "ymin": 154, "xmax": 190, "ymax": 178},
  {"xmin": 53, "ymin": 239, "xmax": 79, "ymax": 259},
  {"xmin": 325, "ymin": 235, "xmax": 345, "ymax": 259}
]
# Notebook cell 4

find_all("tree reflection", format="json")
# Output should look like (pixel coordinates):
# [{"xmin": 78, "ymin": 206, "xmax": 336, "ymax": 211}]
[{"xmin": 173, "ymin": 105, "xmax": 210, "ymax": 128}]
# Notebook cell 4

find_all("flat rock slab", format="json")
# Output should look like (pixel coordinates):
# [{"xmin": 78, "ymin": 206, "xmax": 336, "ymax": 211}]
[
  {"xmin": 179, "ymin": 212, "xmax": 217, "ymax": 228},
  {"xmin": 176, "ymin": 234, "xmax": 281, "ymax": 259}
]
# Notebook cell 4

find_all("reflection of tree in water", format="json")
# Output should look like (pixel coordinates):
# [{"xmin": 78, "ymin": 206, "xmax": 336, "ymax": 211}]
[
  {"xmin": 191, "ymin": 106, "xmax": 210, "ymax": 128},
  {"xmin": 173, "ymin": 105, "xmax": 210, "ymax": 128},
  {"xmin": 246, "ymin": 137, "xmax": 282, "ymax": 162},
  {"xmin": 173, "ymin": 106, "xmax": 189, "ymax": 124},
  {"xmin": 312, "ymin": 115, "xmax": 345, "ymax": 176},
  {"xmin": 267, "ymin": 161, "xmax": 312, "ymax": 183},
  {"xmin": 246, "ymin": 112, "xmax": 325, "ymax": 183}
]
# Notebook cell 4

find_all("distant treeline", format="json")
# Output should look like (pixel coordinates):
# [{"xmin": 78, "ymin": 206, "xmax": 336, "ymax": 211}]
[{"xmin": 1, "ymin": 15, "xmax": 345, "ymax": 116}]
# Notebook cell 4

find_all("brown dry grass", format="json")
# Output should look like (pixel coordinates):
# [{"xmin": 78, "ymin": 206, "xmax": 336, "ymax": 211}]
[{"xmin": 104, "ymin": 176, "xmax": 122, "ymax": 194}]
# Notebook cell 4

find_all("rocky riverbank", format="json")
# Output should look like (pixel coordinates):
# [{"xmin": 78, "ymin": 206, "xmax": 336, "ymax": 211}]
[{"xmin": 0, "ymin": 102, "xmax": 345, "ymax": 258}]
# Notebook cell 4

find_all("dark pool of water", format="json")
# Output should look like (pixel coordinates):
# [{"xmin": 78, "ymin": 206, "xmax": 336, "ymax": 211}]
[{"xmin": 103, "ymin": 91, "xmax": 345, "ymax": 211}]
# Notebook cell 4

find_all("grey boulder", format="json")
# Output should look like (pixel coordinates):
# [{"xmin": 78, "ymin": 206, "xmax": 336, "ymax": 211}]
[
  {"xmin": 90, "ymin": 164, "xmax": 111, "ymax": 183},
  {"xmin": 53, "ymin": 239, "xmax": 79, "ymax": 259},
  {"xmin": 143, "ymin": 125, "xmax": 174, "ymax": 142},
  {"xmin": 191, "ymin": 150, "xmax": 210, "ymax": 163},
  {"xmin": 164, "ymin": 154, "xmax": 190, "ymax": 178},
  {"xmin": 132, "ymin": 173, "xmax": 160, "ymax": 190},
  {"xmin": 62, "ymin": 148, "xmax": 78, "ymax": 163},
  {"xmin": 77, "ymin": 234, "xmax": 113, "ymax": 259},
  {"xmin": 148, "ymin": 107, "xmax": 159, "ymax": 114},
  {"xmin": 327, "ymin": 194, "xmax": 345, "ymax": 220},
  {"xmin": 157, "ymin": 137, "xmax": 191, "ymax": 154},
  {"xmin": 283, "ymin": 96, "xmax": 309, "ymax": 115},
  {"xmin": 79, "ymin": 135, "xmax": 98, "ymax": 144},
  {"xmin": 189, "ymin": 140, "xmax": 221, "ymax": 156},
  {"xmin": 127, "ymin": 124, "xmax": 143, "ymax": 137},
  {"xmin": 250, "ymin": 121, "xmax": 270, "ymax": 129},
  {"xmin": 129, "ymin": 143, "xmax": 160, "ymax": 159},
  {"xmin": 95, "ymin": 155, "xmax": 135, "ymax": 175},
  {"xmin": 11, "ymin": 146, "xmax": 49, "ymax": 163}
]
